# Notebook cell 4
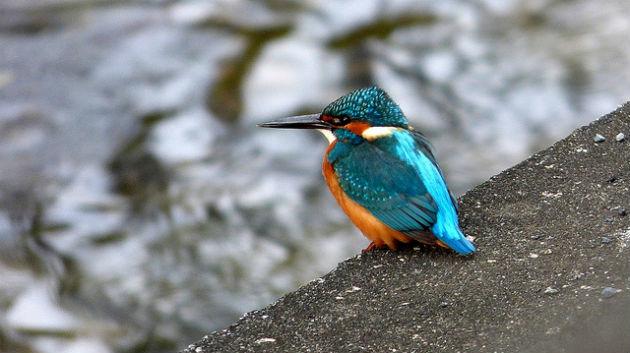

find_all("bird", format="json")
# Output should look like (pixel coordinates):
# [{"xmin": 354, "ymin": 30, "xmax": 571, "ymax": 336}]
[{"xmin": 258, "ymin": 86, "xmax": 476, "ymax": 255}]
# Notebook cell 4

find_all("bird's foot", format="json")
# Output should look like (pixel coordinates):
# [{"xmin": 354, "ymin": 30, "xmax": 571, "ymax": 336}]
[{"xmin": 362, "ymin": 242, "xmax": 384, "ymax": 253}]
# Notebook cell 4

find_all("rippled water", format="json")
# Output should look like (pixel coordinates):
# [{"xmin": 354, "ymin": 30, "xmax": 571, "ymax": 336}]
[{"xmin": 1, "ymin": 1, "xmax": 629, "ymax": 352}]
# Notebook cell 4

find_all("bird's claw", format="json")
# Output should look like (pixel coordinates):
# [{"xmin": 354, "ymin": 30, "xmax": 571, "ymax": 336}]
[{"xmin": 362, "ymin": 242, "xmax": 382, "ymax": 253}]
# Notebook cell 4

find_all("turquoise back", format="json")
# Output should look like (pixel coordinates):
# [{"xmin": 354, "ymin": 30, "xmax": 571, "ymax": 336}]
[{"xmin": 327, "ymin": 129, "xmax": 476, "ymax": 255}]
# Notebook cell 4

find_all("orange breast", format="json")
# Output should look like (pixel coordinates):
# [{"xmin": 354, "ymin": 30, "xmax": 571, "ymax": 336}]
[{"xmin": 322, "ymin": 142, "xmax": 411, "ymax": 250}]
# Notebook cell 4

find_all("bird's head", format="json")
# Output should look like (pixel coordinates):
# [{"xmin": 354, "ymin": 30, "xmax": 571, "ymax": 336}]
[{"xmin": 258, "ymin": 87, "xmax": 409, "ymax": 141}]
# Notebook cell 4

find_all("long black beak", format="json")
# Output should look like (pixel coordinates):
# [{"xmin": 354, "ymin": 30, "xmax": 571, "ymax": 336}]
[{"xmin": 257, "ymin": 114, "xmax": 331, "ymax": 130}]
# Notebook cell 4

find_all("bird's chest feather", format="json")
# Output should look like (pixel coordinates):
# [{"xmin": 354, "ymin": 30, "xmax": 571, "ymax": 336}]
[
  {"xmin": 325, "ymin": 137, "xmax": 385, "ymax": 199},
  {"xmin": 324, "ymin": 133, "xmax": 422, "ymax": 202},
  {"xmin": 322, "ymin": 139, "xmax": 411, "ymax": 246},
  {"xmin": 323, "ymin": 133, "xmax": 411, "ymax": 208}
]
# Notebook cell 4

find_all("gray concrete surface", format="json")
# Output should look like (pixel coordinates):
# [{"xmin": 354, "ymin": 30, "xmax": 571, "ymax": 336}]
[{"xmin": 183, "ymin": 103, "xmax": 630, "ymax": 353}]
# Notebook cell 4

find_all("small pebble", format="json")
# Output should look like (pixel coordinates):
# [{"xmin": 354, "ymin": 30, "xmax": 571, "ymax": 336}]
[
  {"xmin": 530, "ymin": 234, "xmax": 542, "ymax": 240},
  {"xmin": 439, "ymin": 301, "xmax": 449, "ymax": 308},
  {"xmin": 195, "ymin": 348, "xmax": 203, "ymax": 353},
  {"xmin": 615, "ymin": 132, "xmax": 625, "ymax": 142},
  {"xmin": 544, "ymin": 287, "xmax": 559, "ymax": 295},
  {"xmin": 601, "ymin": 236, "xmax": 612, "ymax": 244},
  {"xmin": 601, "ymin": 287, "xmax": 621, "ymax": 299},
  {"xmin": 255, "ymin": 338, "xmax": 277, "ymax": 344},
  {"xmin": 593, "ymin": 134, "xmax": 606, "ymax": 143},
  {"xmin": 546, "ymin": 327, "xmax": 561, "ymax": 335},
  {"xmin": 346, "ymin": 286, "xmax": 361, "ymax": 293},
  {"xmin": 571, "ymin": 272, "xmax": 585, "ymax": 280},
  {"xmin": 617, "ymin": 207, "xmax": 627, "ymax": 217}
]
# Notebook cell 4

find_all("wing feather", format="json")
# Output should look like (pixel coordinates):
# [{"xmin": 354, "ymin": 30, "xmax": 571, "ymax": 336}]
[
  {"xmin": 333, "ymin": 142, "xmax": 437, "ymax": 236},
  {"xmin": 408, "ymin": 130, "xmax": 459, "ymax": 212}
]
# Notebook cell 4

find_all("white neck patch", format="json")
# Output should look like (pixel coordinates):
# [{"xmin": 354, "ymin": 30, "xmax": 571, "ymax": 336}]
[
  {"xmin": 361, "ymin": 126, "xmax": 399, "ymax": 141},
  {"xmin": 317, "ymin": 126, "xmax": 400, "ymax": 144},
  {"xmin": 317, "ymin": 129, "xmax": 336, "ymax": 144}
]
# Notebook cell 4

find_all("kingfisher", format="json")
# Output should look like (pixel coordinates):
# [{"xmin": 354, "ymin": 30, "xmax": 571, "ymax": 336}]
[{"xmin": 258, "ymin": 87, "xmax": 475, "ymax": 255}]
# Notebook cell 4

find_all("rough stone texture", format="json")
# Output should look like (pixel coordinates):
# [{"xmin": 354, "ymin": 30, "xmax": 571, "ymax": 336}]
[{"xmin": 183, "ymin": 104, "xmax": 630, "ymax": 353}]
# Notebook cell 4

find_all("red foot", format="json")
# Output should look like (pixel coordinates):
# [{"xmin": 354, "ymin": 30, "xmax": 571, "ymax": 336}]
[{"xmin": 362, "ymin": 241, "xmax": 383, "ymax": 253}]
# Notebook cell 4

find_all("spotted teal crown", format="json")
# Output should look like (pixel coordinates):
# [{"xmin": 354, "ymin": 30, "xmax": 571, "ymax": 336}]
[{"xmin": 322, "ymin": 86, "xmax": 408, "ymax": 128}]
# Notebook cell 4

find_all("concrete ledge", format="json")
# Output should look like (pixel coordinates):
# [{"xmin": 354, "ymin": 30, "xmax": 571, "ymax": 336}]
[{"xmin": 183, "ymin": 103, "xmax": 630, "ymax": 353}]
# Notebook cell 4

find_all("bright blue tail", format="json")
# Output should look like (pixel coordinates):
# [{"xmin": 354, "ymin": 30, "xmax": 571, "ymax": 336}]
[{"xmin": 433, "ymin": 223, "xmax": 476, "ymax": 255}]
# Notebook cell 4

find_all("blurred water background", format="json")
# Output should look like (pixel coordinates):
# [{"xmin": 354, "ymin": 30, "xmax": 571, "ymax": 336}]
[{"xmin": 1, "ymin": 0, "xmax": 629, "ymax": 352}]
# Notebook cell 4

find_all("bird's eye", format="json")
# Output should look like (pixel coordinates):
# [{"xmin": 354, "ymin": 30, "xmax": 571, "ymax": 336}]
[{"xmin": 331, "ymin": 116, "xmax": 350, "ymax": 126}]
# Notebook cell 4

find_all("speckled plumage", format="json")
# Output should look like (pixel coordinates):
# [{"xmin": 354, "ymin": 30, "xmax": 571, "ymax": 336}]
[
  {"xmin": 259, "ymin": 86, "xmax": 475, "ymax": 255},
  {"xmin": 323, "ymin": 87, "xmax": 475, "ymax": 255},
  {"xmin": 322, "ymin": 87, "xmax": 408, "ymax": 128}
]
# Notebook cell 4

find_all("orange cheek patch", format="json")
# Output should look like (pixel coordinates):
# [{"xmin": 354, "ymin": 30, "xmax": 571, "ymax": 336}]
[{"xmin": 343, "ymin": 122, "xmax": 370, "ymax": 135}]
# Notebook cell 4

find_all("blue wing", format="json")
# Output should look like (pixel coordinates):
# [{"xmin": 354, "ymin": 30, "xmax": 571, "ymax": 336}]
[
  {"xmin": 408, "ymin": 130, "xmax": 459, "ymax": 212},
  {"xmin": 332, "ymin": 141, "xmax": 438, "ymax": 240},
  {"xmin": 330, "ymin": 129, "xmax": 475, "ymax": 255},
  {"xmin": 376, "ymin": 129, "xmax": 475, "ymax": 254}
]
